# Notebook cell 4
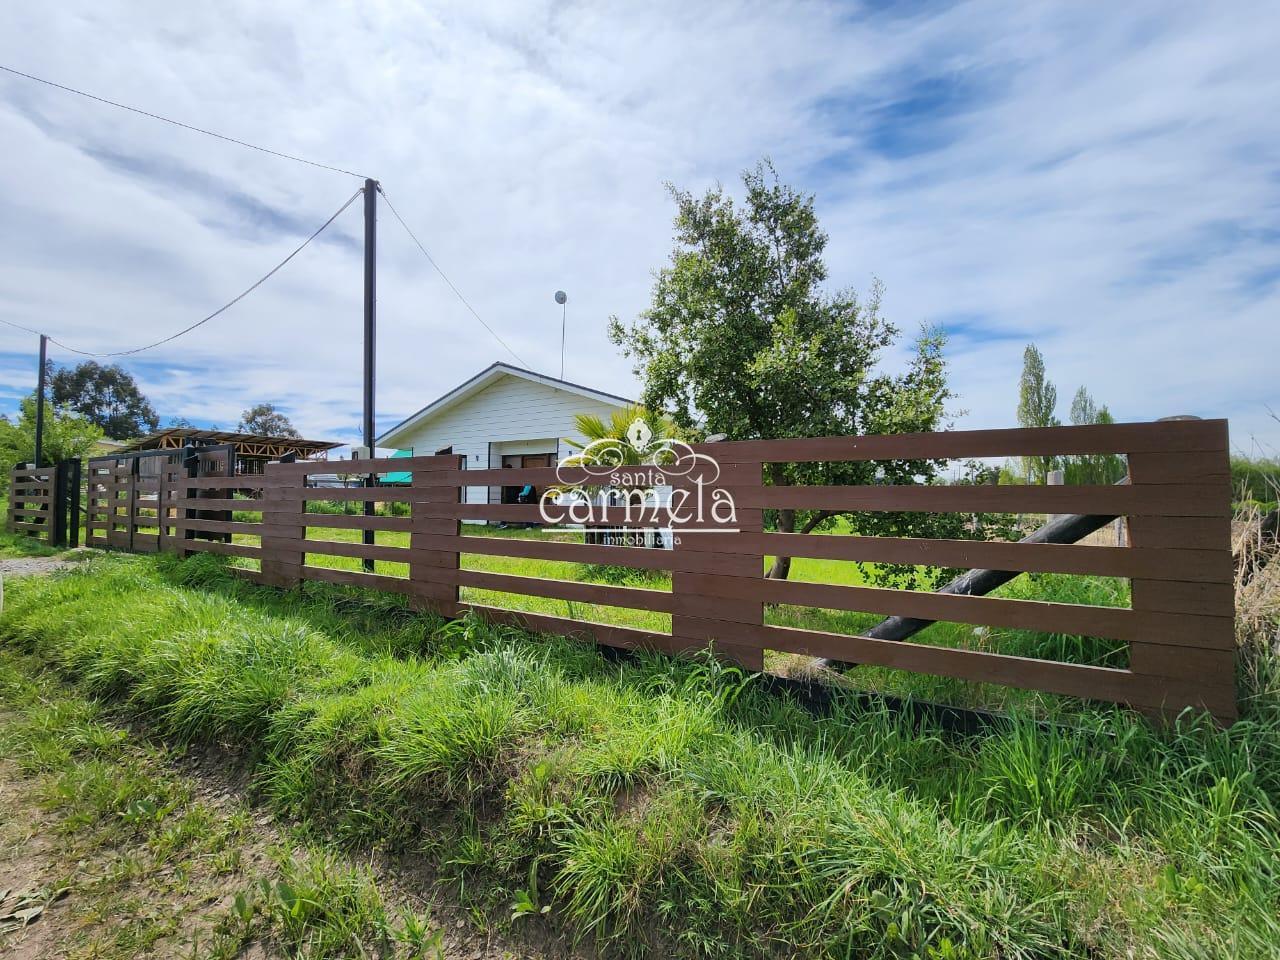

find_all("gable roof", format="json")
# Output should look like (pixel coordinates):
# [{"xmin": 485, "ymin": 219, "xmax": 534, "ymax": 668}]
[{"xmin": 376, "ymin": 362, "xmax": 634, "ymax": 448}]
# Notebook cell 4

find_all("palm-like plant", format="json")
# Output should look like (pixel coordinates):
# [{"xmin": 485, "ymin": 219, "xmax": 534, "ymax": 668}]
[
  {"xmin": 561, "ymin": 405, "xmax": 684, "ymax": 469},
  {"xmin": 558, "ymin": 405, "xmax": 685, "ymax": 547}
]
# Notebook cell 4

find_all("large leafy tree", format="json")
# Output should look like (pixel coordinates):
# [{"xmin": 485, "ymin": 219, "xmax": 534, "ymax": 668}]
[
  {"xmin": 237, "ymin": 402, "xmax": 300, "ymax": 438},
  {"xmin": 0, "ymin": 395, "xmax": 103, "ymax": 489},
  {"xmin": 50, "ymin": 361, "xmax": 159, "ymax": 440},
  {"xmin": 609, "ymin": 161, "xmax": 956, "ymax": 581}
]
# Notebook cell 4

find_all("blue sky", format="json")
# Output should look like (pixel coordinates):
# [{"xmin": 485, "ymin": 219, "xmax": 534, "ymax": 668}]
[{"xmin": 0, "ymin": 1, "xmax": 1277, "ymax": 456}]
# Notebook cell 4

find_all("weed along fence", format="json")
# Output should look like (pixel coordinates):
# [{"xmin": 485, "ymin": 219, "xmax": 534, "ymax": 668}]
[{"xmin": 81, "ymin": 419, "xmax": 1236, "ymax": 722}]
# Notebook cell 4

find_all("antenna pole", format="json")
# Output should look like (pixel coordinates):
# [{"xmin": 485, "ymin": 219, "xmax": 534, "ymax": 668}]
[{"xmin": 560, "ymin": 300, "xmax": 566, "ymax": 380}]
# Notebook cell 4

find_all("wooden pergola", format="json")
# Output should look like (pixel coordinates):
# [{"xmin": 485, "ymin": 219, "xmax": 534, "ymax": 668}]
[{"xmin": 120, "ymin": 428, "xmax": 340, "ymax": 474}]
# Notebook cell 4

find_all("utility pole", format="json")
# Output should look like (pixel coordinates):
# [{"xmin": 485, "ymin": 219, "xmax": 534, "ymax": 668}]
[
  {"xmin": 34, "ymin": 333, "xmax": 48, "ymax": 468},
  {"xmin": 363, "ymin": 179, "xmax": 377, "ymax": 571}
]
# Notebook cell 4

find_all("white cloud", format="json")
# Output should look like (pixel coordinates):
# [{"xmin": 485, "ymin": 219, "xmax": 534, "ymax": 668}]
[{"xmin": 0, "ymin": 0, "xmax": 1276, "ymax": 455}]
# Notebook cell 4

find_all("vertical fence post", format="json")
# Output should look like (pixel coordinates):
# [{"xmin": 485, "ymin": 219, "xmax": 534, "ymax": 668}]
[
  {"xmin": 1124, "ymin": 425, "xmax": 1236, "ymax": 723},
  {"xmin": 157, "ymin": 460, "xmax": 175, "ymax": 552},
  {"xmin": 5, "ymin": 466, "xmax": 15, "ymax": 533},
  {"xmin": 669, "ymin": 456, "xmax": 765, "ymax": 670},
  {"xmin": 67, "ymin": 457, "xmax": 81, "ymax": 549},
  {"xmin": 259, "ymin": 461, "xmax": 303, "ymax": 588},
  {"xmin": 126, "ymin": 456, "xmax": 138, "ymax": 553},
  {"xmin": 84, "ymin": 459, "xmax": 105, "ymax": 549},
  {"xmin": 411, "ymin": 455, "xmax": 461, "ymax": 617},
  {"xmin": 50, "ymin": 461, "xmax": 67, "ymax": 548}
]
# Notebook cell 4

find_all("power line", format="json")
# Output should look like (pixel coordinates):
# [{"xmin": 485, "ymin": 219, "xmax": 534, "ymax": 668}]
[
  {"xmin": 0, "ymin": 316, "xmax": 45, "ymax": 339},
  {"xmin": 377, "ymin": 185, "xmax": 528, "ymax": 367},
  {"xmin": 1, "ymin": 187, "xmax": 362, "ymax": 358},
  {"xmin": 0, "ymin": 63, "xmax": 368, "ymax": 179}
]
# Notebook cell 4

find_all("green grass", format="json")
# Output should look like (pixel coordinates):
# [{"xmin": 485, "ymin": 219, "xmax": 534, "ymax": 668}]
[
  {"xmin": 0, "ymin": 647, "xmax": 444, "ymax": 958},
  {"xmin": 2, "ymin": 552, "xmax": 1278, "ymax": 958},
  {"xmin": 0, "ymin": 496, "xmax": 92, "ymax": 557}
]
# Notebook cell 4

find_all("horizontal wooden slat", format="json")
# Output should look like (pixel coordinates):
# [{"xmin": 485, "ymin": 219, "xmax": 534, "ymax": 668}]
[
  {"xmin": 180, "ymin": 518, "xmax": 265, "ymax": 536},
  {"xmin": 1123, "ymin": 516, "xmax": 1231, "ymax": 549},
  {"xmin": 445, "ymin": 533, "xmax": 712, "ymax": 572},
  {"xmin": 267, "ymin": 454, "xmax": 458, "ymax": 476},
  {"xmin": 169, "ymin": 498, "xmax": 259, "ymax": 511},
  {"xmin": 299, "ymin": 565, "xmax": 414, "ymax": 595},
  {"xmin": 700, "ymin": 420, "xmax": 1228, "ymax": 463},
  {"xmin": 1131, "ymin": 579, "xmax": 1235, "ymax": 617},
  {"xmin": 299, "ymin": 513, "xmax": 414, "ymax": 532},
  {"xmin": 458, "ymin": 603, "xmax": 676, "ymax": 653},
  {"xmin": 695, "ymin": 531, "xmax": 1230, "ymax": 582},
  {"xmin": 182, "ymin": 539, "xmax": 262, "ymax": 559},
  {"xmin": 271, "ymin": 488, "xmax": 420, "ymax": 503},
  {"xmin": 445, "ymin": 568, "xmax": 677, "ymax": 613},
  {"xmin": 424, "ymin": 502, "xmax": 695, "ymax": 527},
  {"xmin": 295, "ymin": 539, "xmax": 414, "ymax": 564},
  {"xmin": 1115, "ymin": 451, "xmax": 1229, "ymax": 484},
  {"xmin": 423, "ymin": 465, "xmax": 686, "ymax": 487},
  {"xmin": 162, "ymin": 476, "xmax": 261, "ymax": 491},
  {"xmin": 730, "ymin": 483, "xmax": 1226, "ymax": 517},
  {"xmin": 689, "ymin": 620, "xmax": 1234, "ymax": 718},
  {"xmin": 679, "ymin": 573, "xmax": 1232, "ymax": 649},
  {"xmin": 1129, "ymin": 643, "xmax": 1236, "ymax": 683}
]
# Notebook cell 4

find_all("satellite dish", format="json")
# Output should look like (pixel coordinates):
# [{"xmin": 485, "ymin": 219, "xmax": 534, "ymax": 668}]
[{"xmin": 554, "ymin": 290, "xmax": 567, "ymax": 305}]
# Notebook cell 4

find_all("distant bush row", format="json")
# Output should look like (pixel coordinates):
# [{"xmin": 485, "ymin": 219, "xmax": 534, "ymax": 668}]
[{"xmin": 1232, "ymin": 455, "xmax": 1280, "ymax": 504}]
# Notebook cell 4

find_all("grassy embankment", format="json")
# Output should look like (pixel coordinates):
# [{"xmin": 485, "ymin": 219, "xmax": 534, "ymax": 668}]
[
  {"xmin": 0, "ymin": 645, "xmax": 449, "ymax": 958},
  {"xmin": 1, "ymin": 542, "xmax": 1277, "ymax": 958}
]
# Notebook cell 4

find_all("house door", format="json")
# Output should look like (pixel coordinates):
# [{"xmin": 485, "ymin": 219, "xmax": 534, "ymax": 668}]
[{"xmin": 501, "ymin": 453, "xmax": 552, "ymax": 504}]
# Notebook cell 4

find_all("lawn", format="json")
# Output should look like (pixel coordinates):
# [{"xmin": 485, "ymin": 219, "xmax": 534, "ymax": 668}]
[{"xmin": 1, "ymin": 549, "xmax": 1277, "ymax": 958}]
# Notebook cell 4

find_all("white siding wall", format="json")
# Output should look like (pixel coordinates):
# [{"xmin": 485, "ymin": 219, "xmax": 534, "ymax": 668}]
[{"xmin": 386, "ymin": 374, "xmax": 626, "ymax": 513}]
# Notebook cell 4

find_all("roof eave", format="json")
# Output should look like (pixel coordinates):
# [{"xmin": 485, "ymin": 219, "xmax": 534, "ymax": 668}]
[{"xmin": 376, "ymin": 362, "xmax": 635, "ymax": 447}]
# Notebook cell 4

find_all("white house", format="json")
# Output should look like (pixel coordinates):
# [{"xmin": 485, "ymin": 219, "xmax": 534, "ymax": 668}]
[{"xmin": 375, "ymin": 362, "xmax": 634, "ymax": 509}]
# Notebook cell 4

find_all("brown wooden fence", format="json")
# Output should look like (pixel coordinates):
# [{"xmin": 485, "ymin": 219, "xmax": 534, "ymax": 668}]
[
  {"xmin": 6, "ymin": 464, "xmax": 59, "ymax": 542},
  {"xmin": 79, "ymin": 420, "xmax": 1237, "ymax": 723},
  {"xmin": 6, "ymin": 461, "xmax": 79, "ymax": 547}
]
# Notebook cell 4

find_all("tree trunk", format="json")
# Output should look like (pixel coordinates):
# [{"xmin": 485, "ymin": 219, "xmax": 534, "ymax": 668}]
[
  {"xmin": 767, "ymin": 507, "xmax": 796, "ymax": 579},
  {"xmin": 759, "ymin": 449, "xmax": 867, "ymax": 580}
]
